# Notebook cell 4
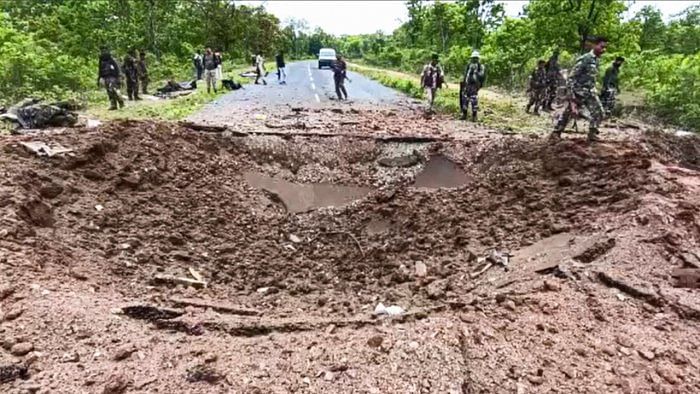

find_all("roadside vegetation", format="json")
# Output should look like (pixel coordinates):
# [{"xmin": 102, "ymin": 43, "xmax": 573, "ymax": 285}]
[{"xmin": 0, "ymin": 0, "xmax": 697, "ymax": 130}]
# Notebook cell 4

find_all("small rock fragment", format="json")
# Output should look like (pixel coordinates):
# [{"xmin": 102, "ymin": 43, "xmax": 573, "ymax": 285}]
[
  {"xmin": 102, "ymin": 373, "xmax": 129, "ymax": 394},
  {"xmin": 367, "ymin": 336, "xmax": 383, "ymax": 349},
  {"xmin": 655, "ymin": 366, "xmax": 679, "ymax": 385},
  {"xmin": 289, "ymin": 234, "xmax": 301, "ymax": 243},
  {"xmin": 639, "ymin": 350, "xmax": 655, "ymax": 361},
  {"xmin": 61, "ymin": 352, "xmax": 80, "ymax": 363},
  {"xmin": 527, "ymin": 375, "xmax": 544, "ymax": 385},
  {"xmin": 4, "ymin": 307, "xmax": 24, "ymax": 321},
  {"xmin": 112, "ymin": 346, "xmax": 136, "ymax": 361},
  {"xmin": 543, "ymin": 280, "xmax": 561, "ymax": 292},
  {"xmin": 10, "ymin": 342, "xmax": 34, "ymax": 356},
  {"xmin": 415, "ymin": 261, "xmax": 427, "ymax": 277}
]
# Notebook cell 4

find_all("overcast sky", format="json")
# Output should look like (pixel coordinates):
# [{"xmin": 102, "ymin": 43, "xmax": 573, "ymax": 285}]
[{"xmin": 239, "ymin": 1, "xmax": 699, "ymax": 36}]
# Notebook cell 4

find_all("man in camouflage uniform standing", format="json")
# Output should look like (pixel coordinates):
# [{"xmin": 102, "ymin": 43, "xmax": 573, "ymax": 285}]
[
  {"xmin": 526, "ymin": 60, "xmax": 547, "ymax": 115},
  {"xmin": 600, "ymin": 56, "xmax": 625, "ymax": 116},
  {"xmin": 460, "ymin": 51, "xmax": 485, "ymax": 121},
  {"xmin": 123, "ymin": 49, "xmax": 140, "ymax": 101},
  {"xmin": 421, "ymin": 54, "xmax": 444, "ymax": 113},
  {"xmin": 543, "ymin": 49, "xmax": 561, "ymax": 111},
  {"xmin": 97, "ymin": 47, "xmax": 124, "ymax": 110},
  {"xmin": 137, "ymin": 50, "xmax": 149, "ymax": 95},
  {"xmin": 551, "ymin": 36, "xmax": 608, "ymax": 142}
]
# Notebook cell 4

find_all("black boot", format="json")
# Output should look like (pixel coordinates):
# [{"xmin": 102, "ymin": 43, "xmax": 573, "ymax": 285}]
[
  {"xmin": 460, "ymin": 112, "xmax": 467, "ymax": 120},
  {"xmin": 472, "ymin": 112, "xmax": 477, "ymax": 122}
]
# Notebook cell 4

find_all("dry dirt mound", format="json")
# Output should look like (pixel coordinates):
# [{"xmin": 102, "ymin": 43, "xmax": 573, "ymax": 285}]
[{"xmin": 0, "ymin": 117, "xmax": 699, "ymax": 393}]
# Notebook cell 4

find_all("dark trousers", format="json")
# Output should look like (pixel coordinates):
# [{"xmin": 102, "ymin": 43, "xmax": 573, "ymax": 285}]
[
  {"xmin": 126, "ymin": 78, "xmax": 140, "ymax": 100},
  {"xmin": 335, "ymin": 77, "xmax": 347, "ymax": 100},
  {"xmin": 104, "ymin": 76, "xmax": 124, "ymax": 109},
  {"xmin": 140, "ymin": 77, "xmax": 149, "ymax": 95}
]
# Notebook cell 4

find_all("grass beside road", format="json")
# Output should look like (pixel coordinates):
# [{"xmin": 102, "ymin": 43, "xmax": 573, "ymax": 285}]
[
  {"xmin": 83, "ymin": 62, "xmax": 274, "ymax": 121},
  {"xmin": 349, "ymin": 62, "xmax": 554, "ymax": 133}
]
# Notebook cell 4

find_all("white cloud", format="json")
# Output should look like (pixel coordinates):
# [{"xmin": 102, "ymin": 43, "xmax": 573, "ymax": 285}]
[{"xmin": 241, "ymin": 1, "xmax": 699, "ymax": 35}]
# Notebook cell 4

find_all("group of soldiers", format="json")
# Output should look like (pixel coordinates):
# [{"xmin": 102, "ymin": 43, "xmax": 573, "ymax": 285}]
[
  {"xmin": 422, "ymin": 35, "xmax": 625, "ymax": 142},
  {"xmin": 97, "ymin": 47, "xmax": 149, "ymax": 110},
  {"xmin": 421, "ymin": 51, "xmax": 486, "ymax": 121}
]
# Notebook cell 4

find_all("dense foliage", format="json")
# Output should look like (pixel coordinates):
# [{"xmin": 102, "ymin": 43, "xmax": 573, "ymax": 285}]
[
  {"xmin": 0, "ymin": 0, "xmax": 698, "ymax": 130},
  {"xmin": 0, "ymin": 0, "xmax": 336, "ymax": 104},
  {"xmin": 332, "ymin": 1, "xmax": 700, "ymax": 130}
]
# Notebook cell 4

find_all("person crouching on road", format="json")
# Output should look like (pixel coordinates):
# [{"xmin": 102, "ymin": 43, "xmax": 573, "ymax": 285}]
[
  {"xmin": 255, "ymin": 52, "xmax": 267, "ymax": 85},
  {"xmin": 203, "ymin": 48, "xmax": 219, "ymax": 93},
  {"xmin": 421, "ymin": 53, "xmax": 444, "ymax": 112},
  {"xmin": 97, "ymin": 46, "xmax": 124, "ymax": 110},
  {"xmin": 332, "ymin": 54, "xmax": 348, "ymax": 101}
]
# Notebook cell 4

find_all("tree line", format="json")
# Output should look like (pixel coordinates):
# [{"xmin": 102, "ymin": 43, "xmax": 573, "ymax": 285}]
[{"xmin": 0, "ymin": 0, "xmax": 697, "ymax": 130}]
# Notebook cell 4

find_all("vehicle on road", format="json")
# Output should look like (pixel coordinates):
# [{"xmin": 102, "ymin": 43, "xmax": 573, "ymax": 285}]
[{"xmin": 318, "ymin": 48, "xmax": 336, "ymax": 69}]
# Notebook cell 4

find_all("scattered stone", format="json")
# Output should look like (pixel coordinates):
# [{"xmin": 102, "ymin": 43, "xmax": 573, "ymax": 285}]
[
  {"xmin": 61, "ymin": 352, "xmax": 80, "ymax": 363},
  {"xmin": 10, "ymin": 342, "xmax": 34, "ymax": 356},
  {"xmin": 615, "ymin": 336, "xmax": 634, "ymax": 348},
  {"xmin": 639, "ymin": 350, "xmax": 655, "ymax": 361},
  {"xmin": 185, "ymin": 365, "xmax": 223, "ymax": 383},
  {"xmin": 527, "ymin": 375, "xmax": 544, "ymax": 385},
  {"xmin": 415, "ymin": 261, "xmax": 427, "ymax": 277},
  {"xmin": 573, "ymin": 238, "xmax": 616, "ymax": 263},
  {"xmin": 112, "ymin": 346, "xmax": 136, "ymax": 361},
  {"xmin": 367, "ymin": 336, "xmax": 383, "ymax": 349},
  {"xmin": 0, "ymin": 285, "xmax": 16, "ymax": 300},
  {"xmin": 4, "ymin": 306, "xmax": 24, "ymax": 321},
  {"xmin": 502, "ymin": 299, "xmax": 516, "ymax": 311},
  {"xmin": 655, "ymin": 365, "xmax": 679, "ymax": 385},
  {"xmin": 619, "ymin": 347, "xmax": 632, "ymax": 356},
  {"xmin": 22, "ymin": 382, "xmax": 41, "ymax": 393},
  {"xmin": 561, "ymin": 367, "xmax": 576, "ymax": 379},
  {"xmin": 288, "ymin": 234, "xmax": 301, "ymax": 243},
  {"xmin": 543, "ymin": 280, "xmax": 561, "ymax": 292},
  {"xmin": 374, "ymin": 303, "xmax": 405, "ymax": 316},
  {"xmin": 102, "ymin": 373, "xmax": 129, "ymax": 394},
  {"xmin": 426, "ymin": 280, "xmax": 447, "ymax": 300},
  {"xmin": 204, "ymin": 353, "xmax": 218, "ymax": 363},
  {"xmin": 39, "ymin": 183, "xmax": 64, "ymax": 199},
  {"xmin": 574, "ymin": 347, "xmax": 588, "ymax": 357},
  {"xmin": 323, "ymin": 371, "xmax": 335, "ymax": 381}
]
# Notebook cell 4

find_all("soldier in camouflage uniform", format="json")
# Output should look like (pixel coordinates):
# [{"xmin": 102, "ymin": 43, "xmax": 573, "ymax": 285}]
[
  {"xmin": 526, "ymin": 60, "xmax": 547, "ymax": 115},
  {"xmin": 600, "ymin": 56, "xmax": 625, "ymax": 116},
  {"xmin": 551, "ymin": 36, "xmax": 608, "ymax": 142},
  {"xmin": 138, "ymin": 50, "xmax": 149, "ymax": 95},
  {"xmin": 543, "ymin": 50, "xmax": 561, "ymax": 111},
  {"xmin": 421, "ymin": 53, "xmax": 444, "ymax": 112},
  {"xmin": 123, "ymin": 49, "xmax": 141, "ymax": 101},
  {"xmin": 97, "ymin": 47, "xmax": 124, "ymax": 110},
  {"xmin": 460, "ymin": 50, "xmax": 486, "ymax": 121}
]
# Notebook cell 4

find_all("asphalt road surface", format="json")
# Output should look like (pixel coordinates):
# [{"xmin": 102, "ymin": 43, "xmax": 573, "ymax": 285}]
[{"xmin": 189, "ymin": 60, "xmax": 404, "ymax": 125}]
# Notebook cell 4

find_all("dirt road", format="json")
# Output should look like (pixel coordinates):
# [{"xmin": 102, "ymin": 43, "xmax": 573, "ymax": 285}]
[{"xmin": 1, "ymin": 92, "xmax": 700, "ymax": 393}]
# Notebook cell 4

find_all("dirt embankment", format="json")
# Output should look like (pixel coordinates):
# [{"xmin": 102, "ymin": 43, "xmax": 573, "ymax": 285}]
[{"xmin": 1, "ymin": 109, "xmax": 699, "ymax": 393}]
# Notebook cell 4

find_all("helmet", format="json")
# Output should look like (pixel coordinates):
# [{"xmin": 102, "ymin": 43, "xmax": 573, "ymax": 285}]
[{"xmin": 471, "ymin": 50, "xmax": 480, "ymax": 58}]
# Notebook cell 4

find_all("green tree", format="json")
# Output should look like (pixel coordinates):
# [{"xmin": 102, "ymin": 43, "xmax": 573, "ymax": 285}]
[{"xmin": 634, "ymin": 6, "xmax": 666, "ymax": 51}]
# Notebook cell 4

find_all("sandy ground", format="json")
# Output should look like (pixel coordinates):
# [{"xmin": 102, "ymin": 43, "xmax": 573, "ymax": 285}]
[{"xmin": 1, "ymin": 102, "xmax": 699, "ymax": 393}]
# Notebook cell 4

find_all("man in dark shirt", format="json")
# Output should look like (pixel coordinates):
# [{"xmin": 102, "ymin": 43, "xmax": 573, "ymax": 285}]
[
  {"xmin": 97, "ymin": 47, "xmax": 124, "ymax": 110},
  {"xmin": 600, "ymin": 56, "xmax": 625, "ymax": 115},
  {"xmin": 276, "ymin": 51, "xmax": 287, "ymax": 85},
  {"xmin": 123, "ymin": 49, "xmax": 140, "ymax": 101},
  {"xmin": 332, "ymin": 53, "xmax": 348, "ymax": 101}
]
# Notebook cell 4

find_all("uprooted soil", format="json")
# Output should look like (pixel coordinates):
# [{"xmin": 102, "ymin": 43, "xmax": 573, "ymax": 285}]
[{"xmin": 1, "ymin": 106, "xmax": 699, "ymax": 393}]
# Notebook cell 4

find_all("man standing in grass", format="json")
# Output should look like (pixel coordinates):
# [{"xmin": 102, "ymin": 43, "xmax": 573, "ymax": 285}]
[
  {"xmin": 551, "ymin": 36, "xmax": 608, "ymax": 142},
  {"xmin": 526, "ymin": 60, "xmax": 547, "ymax": 115},
  {"xmin": 97, "ymin": 47, "xmax": 124, "ymax": 110},
  {"xmin": 421, "ymin": 53, "xmax": 444, "ymax": 112},
  {"xmin": 543, "ymin": 49, "xmax": 561, "ymax": 111},
  {"xmin": 203, "ymin": 48, "xmax": 219, "ymax": 93},
  {"xmin": 137, "ymin": 50, "xmax": 149, "ymax": 95},
  {"xmin": 123, "ymin": 49, "xmax": 141, "ymax": 101},
  {"xmin": 461, "ymin": 51, "xmax": 485, "ymax": 121}
]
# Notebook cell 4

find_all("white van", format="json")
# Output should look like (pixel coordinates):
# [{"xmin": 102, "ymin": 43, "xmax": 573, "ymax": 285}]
[{"xmin": 318, "ymin": 48, "xmax": 336, "ymax": 69}]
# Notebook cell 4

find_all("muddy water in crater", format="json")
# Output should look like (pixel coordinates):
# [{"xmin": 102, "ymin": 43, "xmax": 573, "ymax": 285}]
[
  {"xmin": 244, "ymin": 172, "xmax": 372, "ymax": 213},
  {"xmin": 412, "ymin": 154, "xmax": 472, "ymax": 189}
]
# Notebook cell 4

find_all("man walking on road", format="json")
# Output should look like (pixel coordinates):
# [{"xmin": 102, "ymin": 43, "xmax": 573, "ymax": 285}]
[
  {"xmin": 551, "ymin": 36, "xmax": 608, "ymax": 142},
  {"xmin": 332, "ymin": 53, "xmax": 348, "ymax": 101},
  {"xmin": 421, "ymin": 54, "xmax": 444, "ymax": 112},
  {"xmin": 97, "ymin": 47, "xmax": 124, "ymax": 110},
  {"xmin": 276, "ymin": 51, "xmax": 287, "ymax": 85},
  {"xmin": 600, "ymin": 56, "xmax": 625, "ymax": 116},
  {"xmin": 255, "ymin": 52, "xmax": 267, "ymax": 85},
  {"xmin": 203, "ymin": 48, "xmax": 219, "ymax": 93},
  {"xmin": 460, "ymin": 51, "xmax": 485, "ymax": 121},
  {"xmin": 123, "ymin": 49, "xmax": 141, "ymax": 101}
]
